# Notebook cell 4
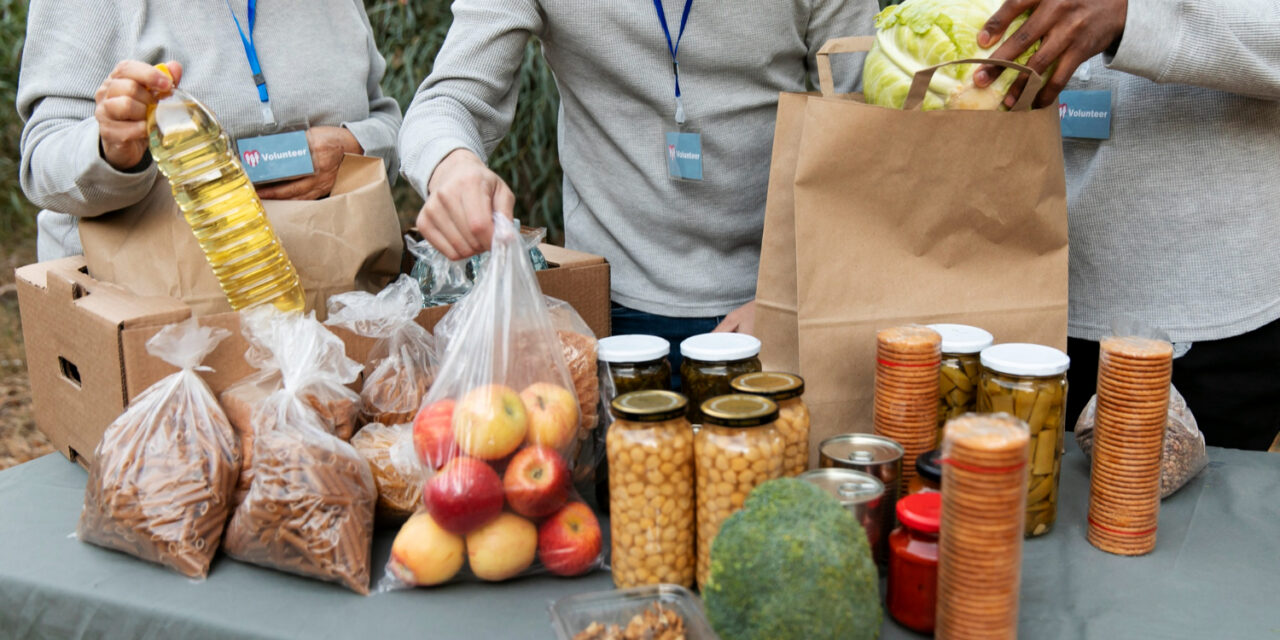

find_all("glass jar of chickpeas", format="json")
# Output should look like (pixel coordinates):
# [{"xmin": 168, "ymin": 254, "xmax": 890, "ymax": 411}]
[
  {"xmin": 694, "ymin": 394, "xmax": 785, "ymax": 588},
  {"xmin": 607, "ymin": 391, "xmax": 696, "ymax": 589},
  {"xmin": 730, "ymin": 372, "xmax": 809, "ymax": 476},
  {"xmin": 976, "ymin": 343, "xmax": 1070, "ymax": 538},
  {"xmin": 927, "ymin": 324, "xmax": 993, "ymax": 448}
]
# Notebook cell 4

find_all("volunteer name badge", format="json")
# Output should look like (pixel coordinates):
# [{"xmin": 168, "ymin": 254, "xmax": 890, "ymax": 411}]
[
  {"xmin": 1058, "ymin": 90, "xmax": 1112, "ymax": 140},
  {"xmin": 665, "ymin": 132, "xmax": 703, "ymax": 181},
  {"xmin": 236, "ymin": 130, "xmax": 315, "ymax": 184}
]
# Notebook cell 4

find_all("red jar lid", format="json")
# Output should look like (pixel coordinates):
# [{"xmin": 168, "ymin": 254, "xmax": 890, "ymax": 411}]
[{"xmin": 897, "ymin": 492, "xmax": 941, "ymax": 534}]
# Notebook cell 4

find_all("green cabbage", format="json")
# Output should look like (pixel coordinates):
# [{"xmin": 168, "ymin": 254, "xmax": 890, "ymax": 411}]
[{"xmin": 862, "ymin": 0, "xmax": 1039, "ymax": 110}]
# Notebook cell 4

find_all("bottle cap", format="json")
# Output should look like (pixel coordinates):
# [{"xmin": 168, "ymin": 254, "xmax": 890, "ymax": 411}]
[
  {"xmin": 599, "ymin": 335, "xmax": 670, "ymax": 364},
  {"xmin": 897, "ymin": 491, "xmax": 942, "ymax": 534}
]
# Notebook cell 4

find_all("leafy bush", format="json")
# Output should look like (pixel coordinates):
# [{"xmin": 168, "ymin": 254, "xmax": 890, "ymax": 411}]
[{"xmin": 0, "ymin": 0, "xmax": 35, "ymax": 250}]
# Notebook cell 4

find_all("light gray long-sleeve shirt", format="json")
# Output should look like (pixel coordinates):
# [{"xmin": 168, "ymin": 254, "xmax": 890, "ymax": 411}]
[
  {"xmin": 1064, "ymin": 0, "xmax": 1280, "ymax": 343},
  {"xmin": 18, "ymin": 0, "xmax": 402, "ymax": 262},
  {"xmin": 400, "ymin": 0, "xmax": 877, "ymax": 318}
]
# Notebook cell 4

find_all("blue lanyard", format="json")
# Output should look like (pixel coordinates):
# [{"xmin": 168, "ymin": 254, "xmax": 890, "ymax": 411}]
[
  {"xmin": 226, "ymin": 0, "xmax": 276, "ymax": 125},
  {"xmin": 652, "ymin": 0, "xmax": 693, "ymax": 124}
]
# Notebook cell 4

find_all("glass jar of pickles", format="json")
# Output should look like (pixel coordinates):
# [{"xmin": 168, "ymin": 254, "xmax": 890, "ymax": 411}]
[
  {"xmin": 976, "ymin": 343, "xmax": 1070, "ymax": 537},
  {"xmin": 679, "ymin": 334, "xmax": 762, "ymax": 424},
  {"xmin": 599, "ymin": 335, "xmax": 672, "ymax": 394},
  {"xmin": 607, "ymin": 391, "xmax": 695, "ymax": 588},
  {"xmin": 694, "ymin": 394, "xmax": 784, "ymax": 588},
  {"xmin": 928, "ymin": 324, "xmax": 993, "ymax": 448},
  {"xmin": 731, "ymin": 372, "xmax": 809, "ymax": 476}
]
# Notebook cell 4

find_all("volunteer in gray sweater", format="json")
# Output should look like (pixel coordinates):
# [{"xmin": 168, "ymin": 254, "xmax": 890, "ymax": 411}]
[
  {"xmin": 18, "ymin": 0, "xmax": 402, "ymax": 261},
  {"xmin": 402, "ymin": 0, "xmax": 876, "ymax": 362},
  {"xmin": 977, "ymin": 0, "xmax": 1280, "ymax": 450}
]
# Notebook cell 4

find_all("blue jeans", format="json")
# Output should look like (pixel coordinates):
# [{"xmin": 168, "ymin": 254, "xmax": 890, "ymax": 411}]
[{"xmin": 610, "ymin": 303, "xmax": 724, "ymax": 392}]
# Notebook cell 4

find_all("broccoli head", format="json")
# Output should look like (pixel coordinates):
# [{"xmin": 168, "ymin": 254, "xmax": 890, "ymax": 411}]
[{"xmin": 703, "ymin": 478, "xmax": 881, "ymax": 640}]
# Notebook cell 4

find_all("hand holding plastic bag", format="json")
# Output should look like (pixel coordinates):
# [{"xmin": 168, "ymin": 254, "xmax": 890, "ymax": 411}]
[
  {"xmin": 327, "ymin": 274, "xmax": 439, "ymax": 426},
  {"xmin": 77, "ymin": 319, "xmax": 240, "ymax": 579},
  {"xmin": 222, "ymin": 309, "xmax": 377, "ymax": 593},
  {"xmin": 384, "ymin": 215, "xmax": 603, "ymax": 589}
]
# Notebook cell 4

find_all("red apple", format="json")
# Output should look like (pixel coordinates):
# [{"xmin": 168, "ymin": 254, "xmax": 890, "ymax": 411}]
[
  {"xmin": 537, "ymin": 502, "xmax": 602, "ymax": 577},
  {"xmin": 503, "ymin": 445, "xmax": 570, "ymax": 518},
  {"xmin": 454, "ymin": 385, "xmax": 529, "ymax": 460},
  {"xmin": 413, "ymin": 398, "xmax": 456, "ymax": 469},
  {"xmin": 424, "ymin": 456, "xmax": 503, "ymax": 535},
  {"xmin": 520, "ymin": 382, "xmax": 580, "ymax": 452}
]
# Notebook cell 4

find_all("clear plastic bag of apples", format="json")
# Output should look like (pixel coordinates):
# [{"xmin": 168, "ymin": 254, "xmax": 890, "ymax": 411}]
[{"xmin": 380, "ymin": 214, "xmax": 604, "ymax": 589}]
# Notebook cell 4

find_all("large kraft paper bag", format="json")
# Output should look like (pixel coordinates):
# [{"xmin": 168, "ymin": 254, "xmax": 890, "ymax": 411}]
[
  {"xmin": 756, "ymin": 38, "xmax": 1069, "ymax": 460},
  {"xmin": 80, "ymin": 154, "xmax": 403, "ymax": 318}
]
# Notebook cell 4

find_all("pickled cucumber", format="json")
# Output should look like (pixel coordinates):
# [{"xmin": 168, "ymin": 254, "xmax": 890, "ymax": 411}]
[{"xmin": 937, "ymin": 354, "xmax": 981, "ymax": 446}]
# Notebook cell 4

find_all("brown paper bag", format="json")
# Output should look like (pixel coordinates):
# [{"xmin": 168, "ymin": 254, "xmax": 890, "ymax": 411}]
[
  {"xmin": 80, "ymin": 154, "xmax": 403, "ymax": 318},
  {"xmin": 756, "ymin": 37, "xmax": 1069, "ymax": 459}
]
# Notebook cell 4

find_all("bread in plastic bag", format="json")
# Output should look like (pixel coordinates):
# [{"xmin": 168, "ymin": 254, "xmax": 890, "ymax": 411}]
[
  {"xmin": 351, "ymin": 422, "xmax": 424, "ymax": 520},
  {"xmin": 77, "ymin": 319, "xmax": 240, "ymax": 579},
  {"xmin": 326, "ymin": 274, "xmax": 438, "ymax": 426},
  {"xmin": 222, "ymin": 309, "xmax": 377, "ymax": 594},
  {"xmin": 1075, "ymin": 384, "xmax": 1209, "ymax": 498},
  {"xmin": 382, "ymin": 215, "xmax": 603, "ymax": 589}
]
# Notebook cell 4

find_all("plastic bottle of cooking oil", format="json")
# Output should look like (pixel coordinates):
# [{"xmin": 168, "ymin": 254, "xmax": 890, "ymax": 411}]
[{"xmin": 146, "ymin": 64, "xmax": 305, "ymax": 313}]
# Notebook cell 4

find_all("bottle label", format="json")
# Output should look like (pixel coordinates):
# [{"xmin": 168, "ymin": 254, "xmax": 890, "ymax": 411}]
[{"xmin": 236, "ymin": 130, "xmax": 315, "ymax": 185}]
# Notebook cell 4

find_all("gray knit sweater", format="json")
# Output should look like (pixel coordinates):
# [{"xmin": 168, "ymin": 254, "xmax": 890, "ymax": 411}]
[
  {"xmin": 1064, "ymin": 0, "xmax": 1280, "ymax": 342},
  {"xmin": 18, "ymin": 0, "xmax": 402, "ymax": 261},
  {"xmin": 400, "ymin": 0, "xmax": 877, "ymax": 317}
]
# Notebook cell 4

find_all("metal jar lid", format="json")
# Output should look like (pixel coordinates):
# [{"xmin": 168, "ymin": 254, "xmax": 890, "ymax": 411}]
[
  {"xmin": 599, "ymin": 335, "xmax": 671, "ymax": 364},
  {"xmin": 820, "ymin": 433, "xmax": 905, "ymax": 465},
  {"xmin": 980, "ymin": 343, "xmax": 1070, "ymax": 377},
  {"xmin": 798, "ymin": 468, "xmax": 885, "ymax": 506},
  {"xmin": 611, "ymin": 390, "xmax": 688, "ymax": 422},
  {"xmin": 730, "ymin": 372, "xmax": 805, "ymax": 401},
  {"xmin": 680, "ymin": 333, "xmax": 761, "ymax": 362},
  {"xmin": 700, "ymin": 395, "xmax": 779, "ymax": 428}
]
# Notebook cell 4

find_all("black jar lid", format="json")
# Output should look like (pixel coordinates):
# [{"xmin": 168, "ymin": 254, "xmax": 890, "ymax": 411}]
[
  {"xmin": 916, "ymin": 449, "xmax": 943, "ymax": 485},
  {"xmin": 700, "ymin": 394, "xmax": 779, "ymax": 428},
  {"xmin": 611, "ymin": 390, "xmax": 688, "ymax": 422}
]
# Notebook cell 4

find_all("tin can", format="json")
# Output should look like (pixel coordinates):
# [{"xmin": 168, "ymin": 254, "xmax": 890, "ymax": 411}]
[
  {"xmin": 819, "ymin": 434, "xmax": 904, "ymax": 565},
  {"xmin": 798, "ymin": 468, "xmax": 886, "ymax": 565}
]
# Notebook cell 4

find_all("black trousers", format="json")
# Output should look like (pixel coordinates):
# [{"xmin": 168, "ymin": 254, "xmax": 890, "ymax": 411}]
[{"xmin": 1065, "ymin": 317, "xmax": 1280, "ymax": 451}]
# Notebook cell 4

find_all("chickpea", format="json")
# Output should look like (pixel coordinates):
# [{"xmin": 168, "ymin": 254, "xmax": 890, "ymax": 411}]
[
  {"xmin": 694, "ymin": 422, "xmax": 785, "ymax": 588},
  {"xmin": 607, "ymin": 417, "xmax": 696, "ymax": 589},
  {"xmin": 774, "ymin": 397, "xmax": 811, "ymax": 477}
]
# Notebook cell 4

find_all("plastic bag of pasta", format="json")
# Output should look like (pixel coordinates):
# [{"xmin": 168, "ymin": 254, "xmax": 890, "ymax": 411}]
[
  {"xmin": 327, "ymin": 275, "xmax": 439, "ymax": 427},
  {"xmin": 222, "ymin": 309, "xmax": 377, "ymax": 594},
  {"xmin": 77, "ymin": 319, "xmax": 240, "ymax": 579},
  {"xmin": 383, "ymin": 215, "xmax": 603, "ymax": 589},
  {"xmin": 351, "ymin": 422, "xmax": 424, "ymax": 520}
]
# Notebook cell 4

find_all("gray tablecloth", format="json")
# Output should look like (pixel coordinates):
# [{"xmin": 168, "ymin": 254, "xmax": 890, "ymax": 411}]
[{"xmin": 1, "ymin": 442, "xmax": 1277, "ymax": 639}]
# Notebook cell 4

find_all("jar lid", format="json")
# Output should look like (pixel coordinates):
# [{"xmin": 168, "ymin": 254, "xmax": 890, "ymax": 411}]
[
  {"xmin": 897, "ymin": 491, "xmax": 941, "ymax": 534},
  {"xmin": 798, "ymin": 468, "xmax": 884, "ymax": 506},
  {"xmin": 730, "ymin": 372, "xmax": 805, "ymax": 401},
  {"xmin": 926, "ymin": 323, "xmax": 994, "ymax": 355},
  {"xmin": 598, "ymin": 335, "xmax": 670, "ymax": 364},
  {"xmin": 700, "ymin": 394, "xmax": 778, "ymax": 428},
  {"xmin": 980, "ymin": 343, "xmax": 1070, "ymax": 377},
  {"xmin": 915, "ymin": 449, "xmax": 942, "ymax": 484},
  {"xmin": 610, "ymin": 390, "xmax": 688, "ymax": 422},
  {"xmin": 680, "ymin": 333, "xmax": 761, "ymax": 362}
]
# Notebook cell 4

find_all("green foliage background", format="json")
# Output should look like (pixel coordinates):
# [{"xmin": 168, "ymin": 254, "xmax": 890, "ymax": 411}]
[{"xmin": 0, "ymin": 0, "xmax": 565, "ymax": 251}]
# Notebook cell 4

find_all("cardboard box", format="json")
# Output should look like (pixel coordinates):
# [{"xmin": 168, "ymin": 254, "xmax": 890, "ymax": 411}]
[{"xmin": 17, "ymin": 245, "xmax": 610, "ymax": 468}]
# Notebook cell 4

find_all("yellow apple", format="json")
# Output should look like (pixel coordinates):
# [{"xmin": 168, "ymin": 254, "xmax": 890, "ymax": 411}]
[
  {"xmin": 520, "ymin": 382, "xmax": 580, "ymax": 451},
  {"xmin": 387, "ymin": 512, "xmax": 465, "ymax": 587},
  {"xmin": 453, "ymin": 385, "xmax": 528, "ymax": 460},
  {"xmin": 466, "ymin": 512, "xmax": 537, "ymax": 581}
]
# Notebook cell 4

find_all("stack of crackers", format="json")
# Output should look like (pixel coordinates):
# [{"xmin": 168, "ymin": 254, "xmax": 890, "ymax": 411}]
[
  {"xmin": 1087, "ymin": 336, "xmax": 1173, "ymax": 556},
  {"xmin": 874, "ymin": 326, "xmax": 942, "ymax": 489},
  {"xmin": 936, "ymin": 413, "xmax": 1030, "ymax": 640}
]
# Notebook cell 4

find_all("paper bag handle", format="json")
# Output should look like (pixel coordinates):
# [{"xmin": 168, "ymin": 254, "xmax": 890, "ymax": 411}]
[
  {"xmin": 905, "ymin": 58, "xmax": 1044, "ymax": 112},
  {"xmin": 816, "ymin": 36, "xmax": 876, "ymax": 97}
]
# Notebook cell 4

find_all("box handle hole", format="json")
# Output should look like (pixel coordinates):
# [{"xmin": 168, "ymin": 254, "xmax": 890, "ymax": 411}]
[{"xmin": 59, "ymin": 357, "xmax": 82, "ymax": 388}]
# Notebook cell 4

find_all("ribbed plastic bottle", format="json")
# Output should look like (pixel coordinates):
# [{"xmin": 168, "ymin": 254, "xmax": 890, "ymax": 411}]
[{"xmin": 146, "ymin": 64, "xmax": 305, "ymax": 313}]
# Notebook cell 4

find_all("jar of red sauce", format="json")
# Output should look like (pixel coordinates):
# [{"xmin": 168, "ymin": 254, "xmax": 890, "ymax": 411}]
[{"xmin": 886, "ymin": 491, "xmax": 940, "ymax": 634}]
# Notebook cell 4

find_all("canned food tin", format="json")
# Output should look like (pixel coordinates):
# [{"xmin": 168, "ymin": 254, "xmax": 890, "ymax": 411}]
[
  {"xmin": 819, "ymin": 434, "xmax": 904, "ymax": 565},
  {"xmin": 797, "ymin": 468, "xmax": 886, "ymax": 565}
]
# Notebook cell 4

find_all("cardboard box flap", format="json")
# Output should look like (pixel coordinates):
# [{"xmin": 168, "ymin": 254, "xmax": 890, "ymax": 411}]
[
  {"xmin": 539, "ymin": 244, "xmax": 606, "ymax": 268},
  {"xmin": 18, "ymin": 257, "xmax": 191, "ymax": 329}
]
